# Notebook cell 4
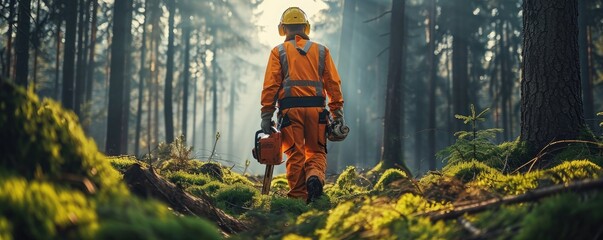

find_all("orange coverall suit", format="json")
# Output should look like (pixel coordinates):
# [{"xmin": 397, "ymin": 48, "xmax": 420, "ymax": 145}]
[{"xmin": 261, "ymin": 35, "xmax": 344, "ymax": 199}]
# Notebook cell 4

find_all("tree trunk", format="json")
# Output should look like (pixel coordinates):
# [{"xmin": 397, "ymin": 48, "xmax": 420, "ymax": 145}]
[
  {"xmin": 202, "ymin": 56, "xmax": 209, "ymax": 149},
  {"xmin": 452, "ymin": 19, "xmax": 469, "ymax": 132},
  {"xmin": 380, "ymin": 0, "xmax": 411, "ymax": 176},
  {"xmin": 123, "ymin": 164, "xmax": 248, "ymax": 234},
  {"xmin": 62, "ymin": 0, "xmax": 77, "ymax": 109},
  {"xmin": 105, "ymin": 0, "xmax": 131, "ymax": 155},
  {"xmin": 121, "ymin": 0, "xmax": 134, "ymax": 153},
  {"xmin": 520, "ymin": 0, "xmax": 586, "ymax": 158},
  {"xmin": 212, "ymin": 46, "xmax": 218, "ymax": 137},
  {"xmin": 426, "ymin": 0, "xmax": 437, "ymax": 171},
  {"xmin": 75, "ymin": 0, "xmax": 88, "ymax": 116},
  {"xmin": 181, "ymin": 12, "xmax": 191, "ymax": 140},
  {"xmin": 4, "ymin": 0, "xmax": 17, "ymax": 80},
  {"xmin": 500, "ymin": 21, "xmax": 511, "ymax": 141},
  {"xmin": 335, "ymin": 0, "xmax": 357, "ymax": 171},
  {"xmin": 228, "ymin": 65, "xmax": 237, "ymax": 155},
  {"xmin": 85, "ymin": 0, "xmax": 97, "ymax": 110},
  {"xmin": 164, "ymin": 0, "xmax": 176, "ymax": 143},
  {"xmin": 135, "ymin": 0, "xmax": 148, "ymax": 156},
  {"xmin": 32, "ymin": 0, "xmax": 41, "ymax": 91},
  {"xmin": 15, "ymin": 0, "xmax": 31, "ymax": 86},
  {"xmin": 55, "ymin": 14, "xmax": 62, "ymax": 100},
  {"xmin": 578, "ymin": 0, "xmax": 594, "ymax": 130}
]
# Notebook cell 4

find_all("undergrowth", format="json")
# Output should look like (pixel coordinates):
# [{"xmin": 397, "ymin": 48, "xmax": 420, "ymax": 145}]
[{"xmin": 4, "ymin": 82, "xmax": 603, "ymax": 239}]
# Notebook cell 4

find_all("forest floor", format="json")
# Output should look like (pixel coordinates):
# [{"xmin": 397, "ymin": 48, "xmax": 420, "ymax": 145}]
[{"xmin": 2, "ymin": 81, "xmax": 603, "ymax": 239}]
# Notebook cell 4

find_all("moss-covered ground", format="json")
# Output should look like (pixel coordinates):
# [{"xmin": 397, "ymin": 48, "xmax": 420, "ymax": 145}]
[{"xmin": 2, "ymin": 82, "xmax": 603, "ymax": 239}]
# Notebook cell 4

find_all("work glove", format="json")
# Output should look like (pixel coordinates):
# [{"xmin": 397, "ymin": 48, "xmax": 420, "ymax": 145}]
[
  {"xmin": 332, "ymin": 108, "xmax": 345, "ymax": 125},
  {"xmin": 328, "ymin": 108, "xmax": 349, "ymax": 142},
  {"xmin": 261, "ymin": 111, "xmax": 274, "ymax": 134}
]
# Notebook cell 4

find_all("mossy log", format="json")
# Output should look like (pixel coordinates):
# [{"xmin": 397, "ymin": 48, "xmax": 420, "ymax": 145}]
[
  {"xmin": 420, "ymin": 177, "xmax": 603, "ymax": 221},
  {"xmin": 123, "ymin": 163, "xmax": 248, "ymax": 234}
]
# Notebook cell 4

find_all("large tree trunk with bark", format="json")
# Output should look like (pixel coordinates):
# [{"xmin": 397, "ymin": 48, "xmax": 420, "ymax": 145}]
[
  {"xmin": 123, "ymin": 164, "xmax": 248, "ymax": 234},
  {"xmin": 380, "ymin": 0, "xmax": 411, "ymax": 176},
  {"xmin": 105, "ymin": 0, "xmax": 132, "ymax": 155},
  {"xmin": 164, "ymin": 0, "xmax": 176, "ymax": 143},
  {"xmin": 15, "ymin": 0, "xmax": 31, "ymax": 86},
  {"xmin": 520, "ymin": 0, "xmax": 586, "ymax": 159},
  {"xmin": 62, "ymin": 0, "xmax": 77, "ymax": 109}
]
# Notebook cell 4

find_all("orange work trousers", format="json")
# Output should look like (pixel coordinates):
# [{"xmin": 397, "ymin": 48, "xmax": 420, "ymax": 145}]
[{"xmin": 279, "ymin": 107, "xmax": 328, "ymax": 200}]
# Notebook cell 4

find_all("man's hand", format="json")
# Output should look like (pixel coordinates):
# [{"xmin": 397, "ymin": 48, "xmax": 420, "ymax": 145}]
[{"xmin": 261, "ymin": 111, "xmax": 274, "ymax": 134}]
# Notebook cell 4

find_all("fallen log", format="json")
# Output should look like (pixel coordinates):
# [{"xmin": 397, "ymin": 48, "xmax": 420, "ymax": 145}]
[
  {"xmin": 123, "ymin": 163, "xmax": 248, "ymax": 234},
  {"xmin": 418, "ymin": 177, "xmax": 603, "ymax": 221}
]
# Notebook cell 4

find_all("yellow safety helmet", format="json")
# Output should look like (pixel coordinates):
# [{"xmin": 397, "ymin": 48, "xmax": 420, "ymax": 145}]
[{"xmin": 278, "ymin": 7, "xmax": 311, "ymax": 36}]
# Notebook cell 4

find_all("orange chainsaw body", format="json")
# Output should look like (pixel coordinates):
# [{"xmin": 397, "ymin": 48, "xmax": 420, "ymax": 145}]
[{"xmin": 252, "ymin": 130, "xmax": 283, "ymax": 165}]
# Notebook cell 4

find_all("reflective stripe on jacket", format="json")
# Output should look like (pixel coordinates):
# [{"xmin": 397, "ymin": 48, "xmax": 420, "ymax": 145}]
[{"xmin": 261, "ymin": 35, "xmax": 343, "ymax": 113}]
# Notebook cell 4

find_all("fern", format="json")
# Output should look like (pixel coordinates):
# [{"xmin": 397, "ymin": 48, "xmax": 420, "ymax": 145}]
[{"xmin": 437, "ymin": 104, "xmax": 503, "ymax": 165}]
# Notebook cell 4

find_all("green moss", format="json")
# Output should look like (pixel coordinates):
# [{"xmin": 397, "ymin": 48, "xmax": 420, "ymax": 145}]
[
  {"xmin": 516, "ymin": 193, "xmax": 603, "ymax": 240},
  {"xmin": 291, "ymin": 210, "xmax": 327, "ymax": 238},
  {"xmin": 165, "ymin": 171, "xmax": 211, "ymax": 189},
  {"xmin": 215, "ymin": 183, "xmax": 259, "ymax": 215},
  {"xmin": 0, "ymin": 82, "xmax": 126, "ymax": 196},
  {"xmin": 270, "ymin": 177, "xmax": 289, "ymax": 193},
  {"xmin": 107, "ymin": 156, "xmax": 140, "ymax": 173},
  {"xmin": 471, "ymin": 205, "xmax": 529, "ymax": 239},
  {"xmin": 270, "ymin": 197, "xmax": 309, "ymax": 215},
  {"xmin": 282, "ymin": 233, "xmax": 312, "ymax": 240},
  {"xmin": 0, "ymin": 217, "xmax": 11, "ymax": 240},
  {"xmin": 0, "ymin": 175, "xmax": 98, "ymax": 239},
  {"xmin": 326, "ymin": 166, "xmax": 367, "ymax": 202},
  {"xmin": 222, "ymin": 169, "xmax": 255, "ymax": 186},
  {"xmin": 96, "ymin": 197, "xmax": 221, "ymax": 240},
  {"xmin": 200, "ymin": 181, "xmax": 227, "ymax": 197},
  {"xmin": 550, "ymin": 143, "xmax": 603, "ymax": 168},
  {"xmin": 0, "ymin": 83, "xmax": 222, "ymax": 239},
  {"xmin": 544, "ymin": 160, "xmax": 601, "ymax": 184},
  {"xmin": 373, "ymin": 168, "xmax": 408, "ymax": 191},
  {"xmin": 443, "ymin": 160, "xmax": 500, "ymax": 183}
]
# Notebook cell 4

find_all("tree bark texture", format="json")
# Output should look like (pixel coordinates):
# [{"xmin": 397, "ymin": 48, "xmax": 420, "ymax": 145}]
[
  {"xmin": 105, "ymin": 0, "xmax": 131, "ymax": 155},
  {"xmin": 15, "ymin": 0, "xmax": 31, "ymax": 86},
  {"xmin": 381, "ymin": 0, "xmax": 411, "ymax": 176},
  {"xmin": 164, "ymin": 0, "xmax": 176, "ymax": 143},
  {"xmin": 520, "ymin": 0, "xmax": 586, "ymax": 158},
  {"xmin": 62, "ymin": 0, "xmax": 77, "ymax": 109}
]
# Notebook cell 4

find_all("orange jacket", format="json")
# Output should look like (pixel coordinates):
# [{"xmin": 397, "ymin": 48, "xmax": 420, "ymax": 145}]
[{"xmin": 261, "ymin": 35, "xmax": 343, "ymax": 114}]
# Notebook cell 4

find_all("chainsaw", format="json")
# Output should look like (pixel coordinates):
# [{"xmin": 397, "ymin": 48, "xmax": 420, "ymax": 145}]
[{"xmin": 252, "ymin": 125, "xmax": 283, "ymax": 195}]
